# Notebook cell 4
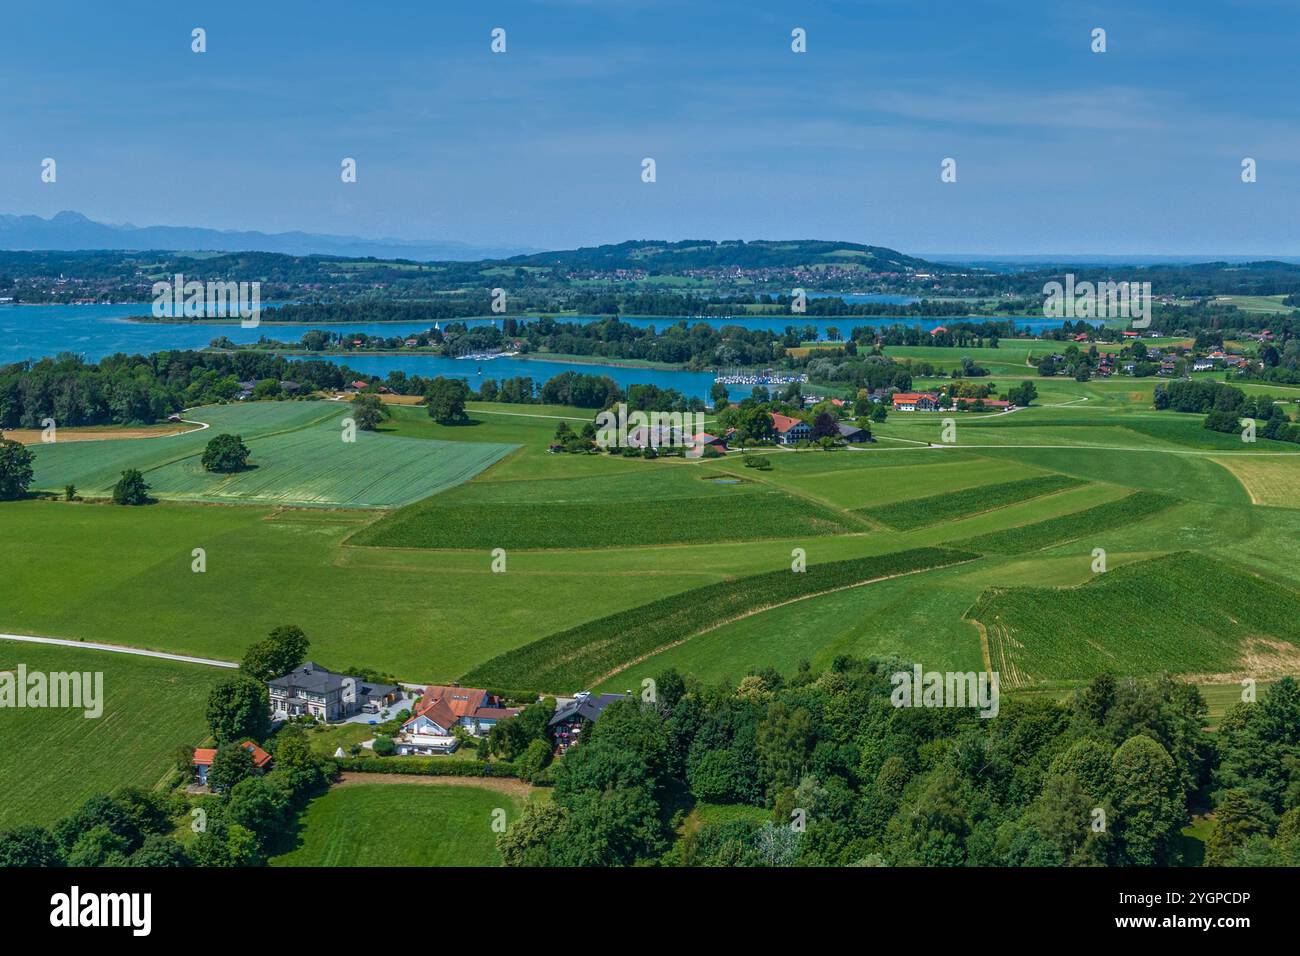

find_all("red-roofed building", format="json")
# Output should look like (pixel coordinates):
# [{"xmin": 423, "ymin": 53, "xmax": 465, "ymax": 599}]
[
  {"xmin": 401, "ymin": 685, "xmax": 521, "ymax": 742},
  {"xmin": 192, "ymin": 741, "xmax": 272, "ymax": 787},
  {"xmin": 691, "ymin": 431, "xmax": 727, "ymax": 451},
  {"xmin": 892, "ymin": 392, "xmax": 940, "ymax": 411},
  {"xmin": 770, "ymin": 412, "xmax": 812, "ymax": 444},
  {"xmin": 929, "ymin": 326, "xmax": 948, "ymax": 336}
]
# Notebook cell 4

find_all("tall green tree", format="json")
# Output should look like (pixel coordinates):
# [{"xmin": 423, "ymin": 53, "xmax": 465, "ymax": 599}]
[
  {"xmin": 200, "ymin": 433, "xmax": 251, "ymax": 472},
  {"xmin": 239, "ymin": 625, "xmax": 310, "ymax": 681},
  {"xmin": 208, "ymin": 743, "xmax": 256, "ymax": 793},
  {"xmin": 1108, "ymin": 735, "xmax": 1185, "ymax": 866},
  {"xmin": 0, "ymin": 438, "xmax": 35, "ymax": 500},
  {"xmin": 111, "ymin": 468, "xmax": 151, "ymax": 505},
  {"xmin": 425, "ymin": 376, "xmax": 469, "ymax": 424},
  {"xmin": 0, "ymin": 825, "xmax": 63, "ymax": 867},
  {"xmin": 206, "ymin": 676, "xmax": 270, "ymax": 744},
  {"xmin": 351, "ymin": 394, "xmax": 387, "ymax": 431}
]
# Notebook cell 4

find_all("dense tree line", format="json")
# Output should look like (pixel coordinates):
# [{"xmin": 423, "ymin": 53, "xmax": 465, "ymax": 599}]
[
  {"xmin": 498, "ymin": 659, "xmax": 1300, "ymax": 867},
  {"xmin": 0, "ymin": 352, "xmax": 372, "ymax": 427},
  {"xmin": 799, "ymin": 353, "xmax": 914, "ymax": 393},
  {"xmin": 1153, "ymin": 379, "xmax": 1300, "ymax": 443}
]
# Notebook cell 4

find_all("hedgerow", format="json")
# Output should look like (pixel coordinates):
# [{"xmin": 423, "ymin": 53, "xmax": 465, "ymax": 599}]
[{"xmin": 336, "ymin": 756, "xmax": 525, "ymax": 779}]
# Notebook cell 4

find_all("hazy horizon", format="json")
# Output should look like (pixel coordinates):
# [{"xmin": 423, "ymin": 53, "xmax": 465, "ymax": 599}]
[{"xmin": 5, "ymin": 0, "xmax": 1297, "ymax": 255}]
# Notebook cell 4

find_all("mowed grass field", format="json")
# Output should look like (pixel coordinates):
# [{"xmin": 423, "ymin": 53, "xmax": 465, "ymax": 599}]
[
  {"xmin": 28, "ymin": 401, "xmax": 515, "ymax": 508},
  {"xmin": 353, "ymin": 465, "xmax": 863, "ymax": 550},
  {"xmin": 268, "ymin": 782, "xmax": 535, "ymax": 867},
  {"xmin": 0, "ymin": 643, "xmax": 225, "ymax": 829}
]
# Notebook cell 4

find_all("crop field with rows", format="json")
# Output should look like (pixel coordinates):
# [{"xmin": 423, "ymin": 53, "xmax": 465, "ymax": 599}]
[
  {"xmin": 464, "ymin": 547, "xmax": 976, "ymax": 692},
  {"xmin": 965, "ymin": 552, "xmax": 1300, "ymax": 685},
  {"xmin": 861, "ymin": 474, "xmax": 1085, "ymax": 530}
]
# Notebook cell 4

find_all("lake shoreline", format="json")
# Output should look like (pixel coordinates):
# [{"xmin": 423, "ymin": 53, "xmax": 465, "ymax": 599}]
[{"xmin": 206, "ymin": 346, "xmax": 697, "ymax": 372}]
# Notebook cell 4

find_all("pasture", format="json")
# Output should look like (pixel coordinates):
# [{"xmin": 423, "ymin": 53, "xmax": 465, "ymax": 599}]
[
  {"xmin": 466, "ymin": 547, "xmax": 975, "ymax": 693},
  {"xmin": 0, "ymin": 642, "xmax": 224, "ymax": 829}
]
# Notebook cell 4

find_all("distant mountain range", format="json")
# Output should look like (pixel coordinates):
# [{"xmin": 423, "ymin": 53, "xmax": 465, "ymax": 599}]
[{"xmin": 0, "ymin": 211, "xmax": 536, "ymax": 261}]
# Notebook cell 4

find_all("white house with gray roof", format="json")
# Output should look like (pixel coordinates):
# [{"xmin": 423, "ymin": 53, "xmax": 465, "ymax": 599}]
[{"xmin": 267, "ymin": 661, "xmax": 400, "ymax": 722}]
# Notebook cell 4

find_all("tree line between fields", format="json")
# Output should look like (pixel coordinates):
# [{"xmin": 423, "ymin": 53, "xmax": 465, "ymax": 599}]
[
  {"xmin": 1156, "ymin": 380, "xmax": 1300, "ymax": 444},
  {"xmin": 3, "ymin": 634, "xmax": 1298, "ymax": 867}
]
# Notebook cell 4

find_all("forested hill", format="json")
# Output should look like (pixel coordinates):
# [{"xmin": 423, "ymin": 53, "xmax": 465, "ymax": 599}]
[{"xmin": 499, "ymin": 239, "xmax": 952, "ymax": 273}]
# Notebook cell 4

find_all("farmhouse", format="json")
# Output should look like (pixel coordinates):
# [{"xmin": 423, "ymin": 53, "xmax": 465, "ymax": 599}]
[
  {"xmin": 770, "ymin": 412, "xmax": 812, "ymax": 444},
  {"xmin": 550, "ymin": 691, "xmax": 629, "ymax": 755},
  {"xmin": 267, "ymin": 662, "xmax": 401, "ymax": 722},
  {"xmin": 401, "ymin": 684, "xmax": 521, "ymax": 740},
  {"xmin": 626, "ymin": 422, "xmax": 690, "ymax": 449},
  {"xmin": 192, "ymin": 740, "xmax": 272, "ymax": 786},
  {"xmin": 892, "ymin": 392, "xmax": 940, "ymax": 412},
  {"xmin": 691, "ymin": 431, "xmax": 728, "ymax": 451},
  {"xmin": 837, "ymin": 422, "xmax": 870, "ymax": 442}
]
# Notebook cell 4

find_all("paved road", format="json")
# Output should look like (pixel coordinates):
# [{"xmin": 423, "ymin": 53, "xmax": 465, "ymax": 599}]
[{"xmin": 0, "ymin": 632, "xmax": 237, "ymax": 668}]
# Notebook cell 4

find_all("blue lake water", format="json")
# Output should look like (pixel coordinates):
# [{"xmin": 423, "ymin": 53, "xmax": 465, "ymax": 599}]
[
  {"xmin": 1, "ymin": 302, "xmax": 1070, "ymax": 401},
  {"xmin": 333, "ymin": 353, "xmax": 724, "ymax": 400}
]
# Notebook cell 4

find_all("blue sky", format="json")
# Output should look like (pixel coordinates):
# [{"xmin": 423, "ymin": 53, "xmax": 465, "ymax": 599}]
[{"xmin": 4, "ymin": 0, "xmax": 1298, "ymax": 255}]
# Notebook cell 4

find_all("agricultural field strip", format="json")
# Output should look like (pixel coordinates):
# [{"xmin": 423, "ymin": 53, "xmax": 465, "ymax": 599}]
[
  {"xmin": 860, "ymin": 442, "xmax": 1300, "ymax": 457},
  {"xmin": 0, "ymin": 632, "xmax": 237, "ymax": 667},
  {"xmin": 964, "ymin": 552, "xmax": 1300, "ymax": 686},
  {"xmin": 860, "ymin": 474, "xmax": 1086, "ymax": 530},
  {"xmin": 462, "ymin": 547, "xmax": 978, "ymax": 693},
  {"xmin": 352, "ymin": 463, "xmax": 862, "ymax": 550},
  {"xmin": 955, "ymin": 491, "xmax": 1176, "ymax": 554}
]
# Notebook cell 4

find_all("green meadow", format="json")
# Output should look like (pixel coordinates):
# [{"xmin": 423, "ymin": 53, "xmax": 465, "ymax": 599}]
[
  {"xmin": 268, "ymin": 782, "xmax": 537, "ymax": 867},
  {"xmin": 354, "ymin": 464, "xmax": 863, "ymax": 550},
  {"xmin": 0, "ymin": 643, "xmax": 225, "ymax": 829}
]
